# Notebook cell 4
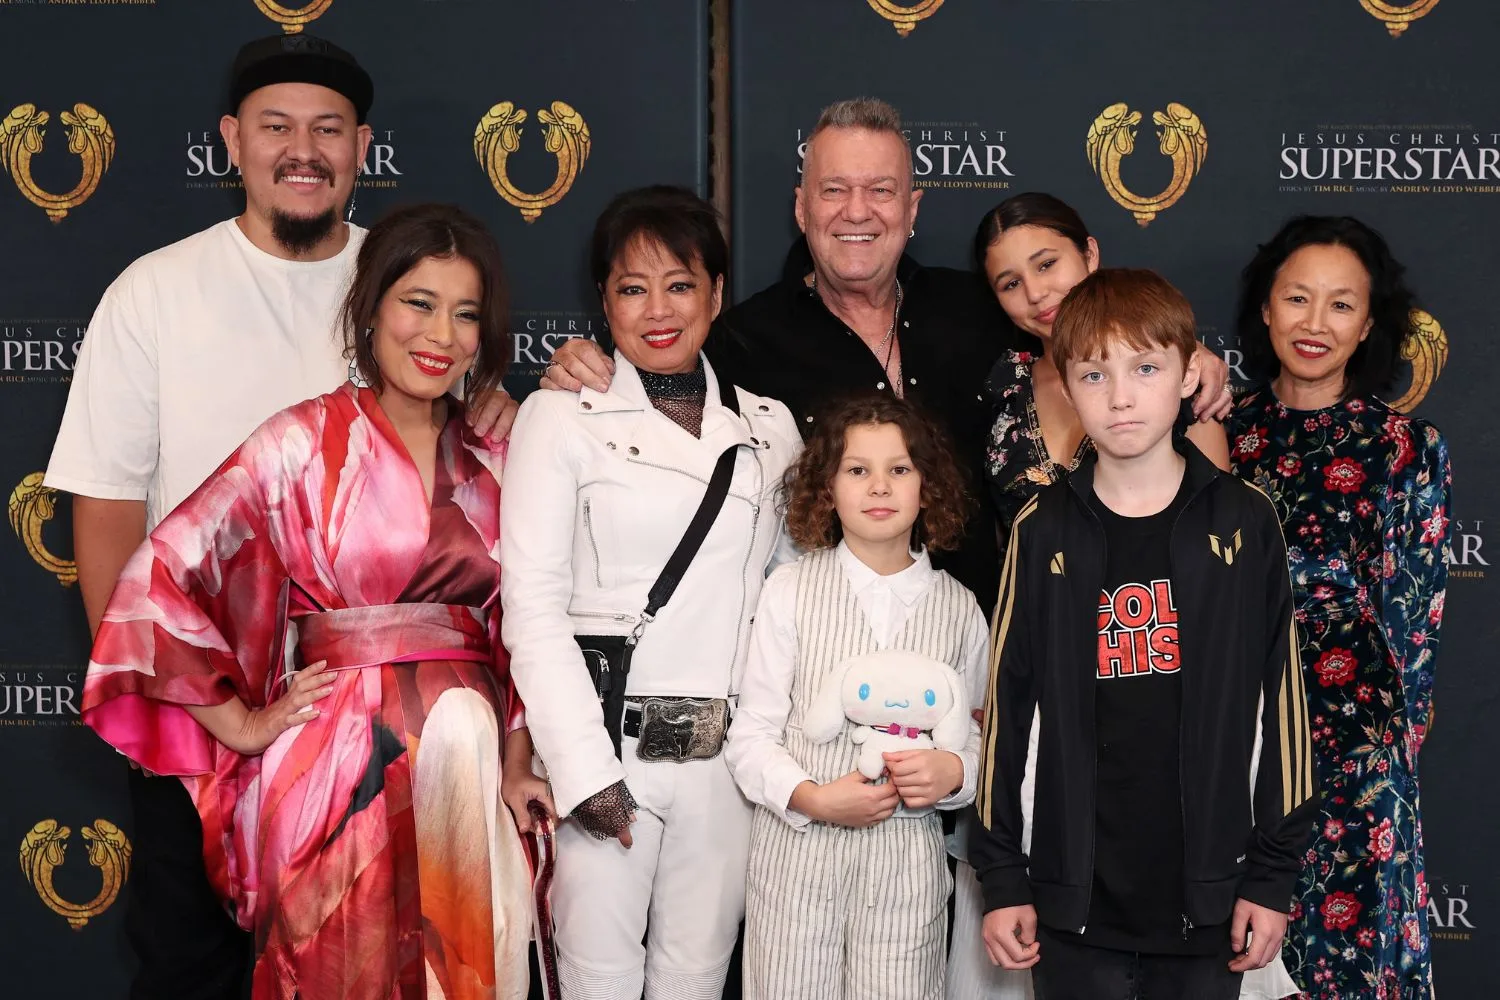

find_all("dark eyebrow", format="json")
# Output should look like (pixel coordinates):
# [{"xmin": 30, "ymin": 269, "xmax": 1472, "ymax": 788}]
[
  {"xmin": 401, "ymin": 286, "xmax": 481, "ymax": 308},
  {"xmin": 991, "ymin": 245, "xmax": 1061, "ymax": 284},
  {"xmin": 1283, "ymin": 280, "xmax": 1360, "ymax": 296},
  {"xmin": 259, "ymin": 109, "xmax": 347, "ymax": 123},
  {"xmin": 615, "ymin": 268, "xmax": 694, "ymax": 280}
]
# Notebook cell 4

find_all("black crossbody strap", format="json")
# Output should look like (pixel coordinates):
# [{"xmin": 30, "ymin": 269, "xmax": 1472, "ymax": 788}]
[{"xmin": 640, "ymin": 366, "xmax": 745, "ymax": 622}]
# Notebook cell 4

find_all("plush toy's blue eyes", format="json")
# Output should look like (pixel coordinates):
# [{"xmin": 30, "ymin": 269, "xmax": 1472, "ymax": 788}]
[
  {"xmin": 858, "ymin": 683, "xmax": 870, "ymax": 701},
  {"xmin": 924, "ymin": 689, "xmax": 936, "ymax": 707}
]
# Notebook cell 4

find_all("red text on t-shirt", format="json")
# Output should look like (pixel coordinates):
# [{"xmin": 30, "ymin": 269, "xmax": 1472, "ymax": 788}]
[{"xmin": 1096, "ymin": 579, "xmax": 1179, "ymax": 679}]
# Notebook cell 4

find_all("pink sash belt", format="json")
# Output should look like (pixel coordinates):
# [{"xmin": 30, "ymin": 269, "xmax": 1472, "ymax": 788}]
[{"xmin": 293, "ymin": 603, "xmax": 491, "ymax": 673}]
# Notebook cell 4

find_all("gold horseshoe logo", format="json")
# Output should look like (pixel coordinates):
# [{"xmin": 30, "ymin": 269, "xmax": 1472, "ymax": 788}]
[
  {"xmin": 1390, "ymin": 309, "xmax": 1448, "ymax": 412},
  {"xmin": 1086, "ymin": 102, "xmax": 1207, "ymax": 228},
  {"xmin": 9, "ymin": 473, "xmax": 77, "ymax": 586},
  {"xmin": 254, "ymin": 0, "xmax": 334, "ymax": 33},
  {"xmin": 474, "ymin": 101, "xmax": 591, "ymax": 223},
  {"xmin": 19, "ymin": 819, "xmax": 132, "ymax": 930},
  {"xmin": 866, "ymin": 0, "xmax": 945, "ymax": 37},
  {"xmin": 1360, "ymin": 0, "xmax": 1440, "ymax": 37},
  {"xmin": 0, "ymin": 103, "xmax": 115, "ymax": 223}
]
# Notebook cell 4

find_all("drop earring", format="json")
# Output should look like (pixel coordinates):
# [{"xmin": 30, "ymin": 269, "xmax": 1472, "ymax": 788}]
[
  {"xmin": 346, "ymin": 168, "xmax": 360, "ymax": 222},
  {"xmin": 349, "ymin": 328, "xmax": 372, "ymax": 388}
]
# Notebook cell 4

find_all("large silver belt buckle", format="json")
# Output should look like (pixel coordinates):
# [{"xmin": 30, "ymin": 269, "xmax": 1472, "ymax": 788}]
[{"xmin": 635, "ymin": 697, "xmax": 730, "ymax": 763}]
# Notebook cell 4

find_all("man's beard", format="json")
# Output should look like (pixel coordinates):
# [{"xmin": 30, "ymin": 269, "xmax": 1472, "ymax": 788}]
[{"xmin": 270, "ymin": 207, "xmax": 339, "ymax": 256}]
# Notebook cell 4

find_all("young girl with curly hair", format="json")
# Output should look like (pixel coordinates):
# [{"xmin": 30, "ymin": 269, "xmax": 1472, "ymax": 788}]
[{"xmin": 724, "ymin": 393, "xmax": 989, "ymax": 999}]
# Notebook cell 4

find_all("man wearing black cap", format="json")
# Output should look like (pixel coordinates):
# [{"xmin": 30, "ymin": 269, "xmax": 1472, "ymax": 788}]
[
  {"xmin": 45, "ymin": 34, "xmax": 514, "ymax": 999},
  {"xmin": 220, "ymin": 32, "xmax": 375, "ymax": 261}
]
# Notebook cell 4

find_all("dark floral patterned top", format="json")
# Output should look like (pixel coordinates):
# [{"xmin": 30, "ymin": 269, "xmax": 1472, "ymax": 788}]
[
  {"xmin": 1228, "ymin": 387, "xmax": 1452, "ymax": 1000},
  {"xmin": 984, "ymin": 351, "xmax": 1092, "ymax": 562}
]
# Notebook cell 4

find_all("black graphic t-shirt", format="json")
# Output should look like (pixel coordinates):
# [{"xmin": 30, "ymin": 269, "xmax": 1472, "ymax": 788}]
[{"xmin": 1080, "ymin": 477, "xmax": 1223, "ymax": 955}]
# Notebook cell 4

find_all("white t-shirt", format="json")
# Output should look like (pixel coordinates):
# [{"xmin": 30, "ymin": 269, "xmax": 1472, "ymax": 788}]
[{"xmin": 45, "ymin": 218, "xmax": 365, "ymax": 529}]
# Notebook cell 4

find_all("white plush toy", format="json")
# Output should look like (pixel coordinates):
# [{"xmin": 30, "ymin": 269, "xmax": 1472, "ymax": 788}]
[{"xmin": 801, "ymin": 649, "xmax": 970, "ymax": 780}]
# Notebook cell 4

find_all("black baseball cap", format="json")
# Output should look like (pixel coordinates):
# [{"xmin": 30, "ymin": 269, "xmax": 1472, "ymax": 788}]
[{"xmin": 227, "ymin": 34, "xmax": 374, "ymax": 123}]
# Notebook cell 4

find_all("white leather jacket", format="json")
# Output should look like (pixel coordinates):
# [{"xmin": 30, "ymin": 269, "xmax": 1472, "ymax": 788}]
[{"xmin": 500, "ymin": 354, "xmax": 802, "ymax": 815}]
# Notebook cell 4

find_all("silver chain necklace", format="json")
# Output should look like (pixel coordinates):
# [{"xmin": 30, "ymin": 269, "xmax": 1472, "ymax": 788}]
[{"xmin": 813, "ymin": 275, "xmax": 904, "ymax": 392}]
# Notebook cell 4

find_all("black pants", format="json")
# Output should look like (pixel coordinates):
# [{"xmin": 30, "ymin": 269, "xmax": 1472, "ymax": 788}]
[
  {"xmin": 1032, "ymin": 925, "xmax": 1242, "ymax": 1000},
  {"xmin": 125, "ymin": 766, "xmax": 252, "ymax": 1000}
]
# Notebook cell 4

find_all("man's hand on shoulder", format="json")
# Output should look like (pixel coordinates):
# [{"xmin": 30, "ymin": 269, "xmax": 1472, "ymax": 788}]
[{"xmin": 539, "ymin": 338, "xmax": 614, "ymax": 394}]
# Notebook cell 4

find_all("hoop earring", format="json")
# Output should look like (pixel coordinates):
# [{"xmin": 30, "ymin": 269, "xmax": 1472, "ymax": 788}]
[
  {"xmin": 908, "ymin": 228, "xmax": 915, "ymax": 239},
  {"xmin": 349, "ymin": 327, "xmax": 372, "ymax": 388}
]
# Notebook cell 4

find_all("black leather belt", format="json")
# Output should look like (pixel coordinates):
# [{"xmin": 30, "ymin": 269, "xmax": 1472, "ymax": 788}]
[{"xmin": 622, "ymin": 704, "xmax": 645, "ymax": 740}]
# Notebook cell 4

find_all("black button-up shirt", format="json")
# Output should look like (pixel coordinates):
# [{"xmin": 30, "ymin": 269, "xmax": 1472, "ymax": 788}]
[{"xmin": 705, "ymin": 240, "xmax": 1026, "ymax": 612}]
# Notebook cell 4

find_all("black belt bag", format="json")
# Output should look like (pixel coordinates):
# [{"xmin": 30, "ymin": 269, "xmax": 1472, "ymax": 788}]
[{"xmin": 575, "ymin": 374, "xmax": 744, "ymax": 760}]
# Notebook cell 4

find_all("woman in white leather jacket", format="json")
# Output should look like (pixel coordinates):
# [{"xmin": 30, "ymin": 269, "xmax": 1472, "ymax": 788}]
[{"xmin": 500, "ymin": 186, "xmax": 801, "ymax": 999}]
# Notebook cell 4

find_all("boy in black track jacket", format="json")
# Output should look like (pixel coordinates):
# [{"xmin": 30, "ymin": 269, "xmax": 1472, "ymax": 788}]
[{"xmin": 973, "ymin": 269, "xmax": 1318, "ymax": 1000}]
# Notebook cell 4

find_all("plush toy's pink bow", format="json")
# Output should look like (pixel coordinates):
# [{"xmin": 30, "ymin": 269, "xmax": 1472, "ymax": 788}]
[{"xmin": 880, "ymin": 723, "xmax": 923, "ymax": 739}]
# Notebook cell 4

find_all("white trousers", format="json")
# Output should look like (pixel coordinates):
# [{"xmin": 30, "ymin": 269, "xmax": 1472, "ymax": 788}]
[
  {"xmin": 552, "ymin": 734, "xmax": 752, "ymax": 1000},
  {"xmin": 744, "ymin": 811, "xmax": 951, "ymax": 999},
  {"xmin": 946, "ymin": 859, "xmax": 1034, "ymax": 1000}
]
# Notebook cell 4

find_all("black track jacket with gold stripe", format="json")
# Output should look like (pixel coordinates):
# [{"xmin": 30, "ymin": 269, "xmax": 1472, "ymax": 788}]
[{"xmin": 972, "ymin": 439, "xmax": 1318, "ymax": 933}]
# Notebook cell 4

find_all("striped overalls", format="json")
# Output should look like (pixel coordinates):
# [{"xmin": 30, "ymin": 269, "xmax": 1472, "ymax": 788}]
[{"xmin": 743, "ymin": 548, "xmax": 970, "ymax": 999}]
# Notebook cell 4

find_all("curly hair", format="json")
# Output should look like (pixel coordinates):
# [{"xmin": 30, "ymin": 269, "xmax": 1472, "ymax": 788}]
[
  {"xmin": 782, "ymin": 394, "xmax": 972, "ymax": 553},
  {"xmin": 1236, "ymin": 215, "xmax": 1416, "ymax": 400}
]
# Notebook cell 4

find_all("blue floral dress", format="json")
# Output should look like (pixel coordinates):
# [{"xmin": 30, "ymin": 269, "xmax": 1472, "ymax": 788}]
[{"xmin": 1229, "ymin": 388, "xmax": 1452, "ymax": 1000}]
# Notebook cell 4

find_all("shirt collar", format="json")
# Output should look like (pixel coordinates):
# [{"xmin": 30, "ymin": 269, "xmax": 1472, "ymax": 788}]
[{"xmin": 836, "ymin": 541, "xmax": 934, "ymax": 606}]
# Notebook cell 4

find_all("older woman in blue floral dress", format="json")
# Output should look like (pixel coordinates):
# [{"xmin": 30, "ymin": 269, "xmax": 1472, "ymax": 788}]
[{"xmin": 1228, "ymin": 216, "xmax": 1451, "ymax": 1000}]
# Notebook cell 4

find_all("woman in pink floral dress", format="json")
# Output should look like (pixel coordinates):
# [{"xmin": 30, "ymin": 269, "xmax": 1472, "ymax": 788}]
[{"xmin": 82, "ymin": 204, "xmax": 547, "ymax": 1000}]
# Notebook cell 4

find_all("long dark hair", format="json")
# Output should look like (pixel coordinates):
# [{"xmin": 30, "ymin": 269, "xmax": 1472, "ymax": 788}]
[
  {"xmin": 1236, "ymin": 215, "xmax": 1415, "ymax": 400},
  {"xmin": 340, "ymin": 203, "xmax": 510, "ymax": 404}
]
